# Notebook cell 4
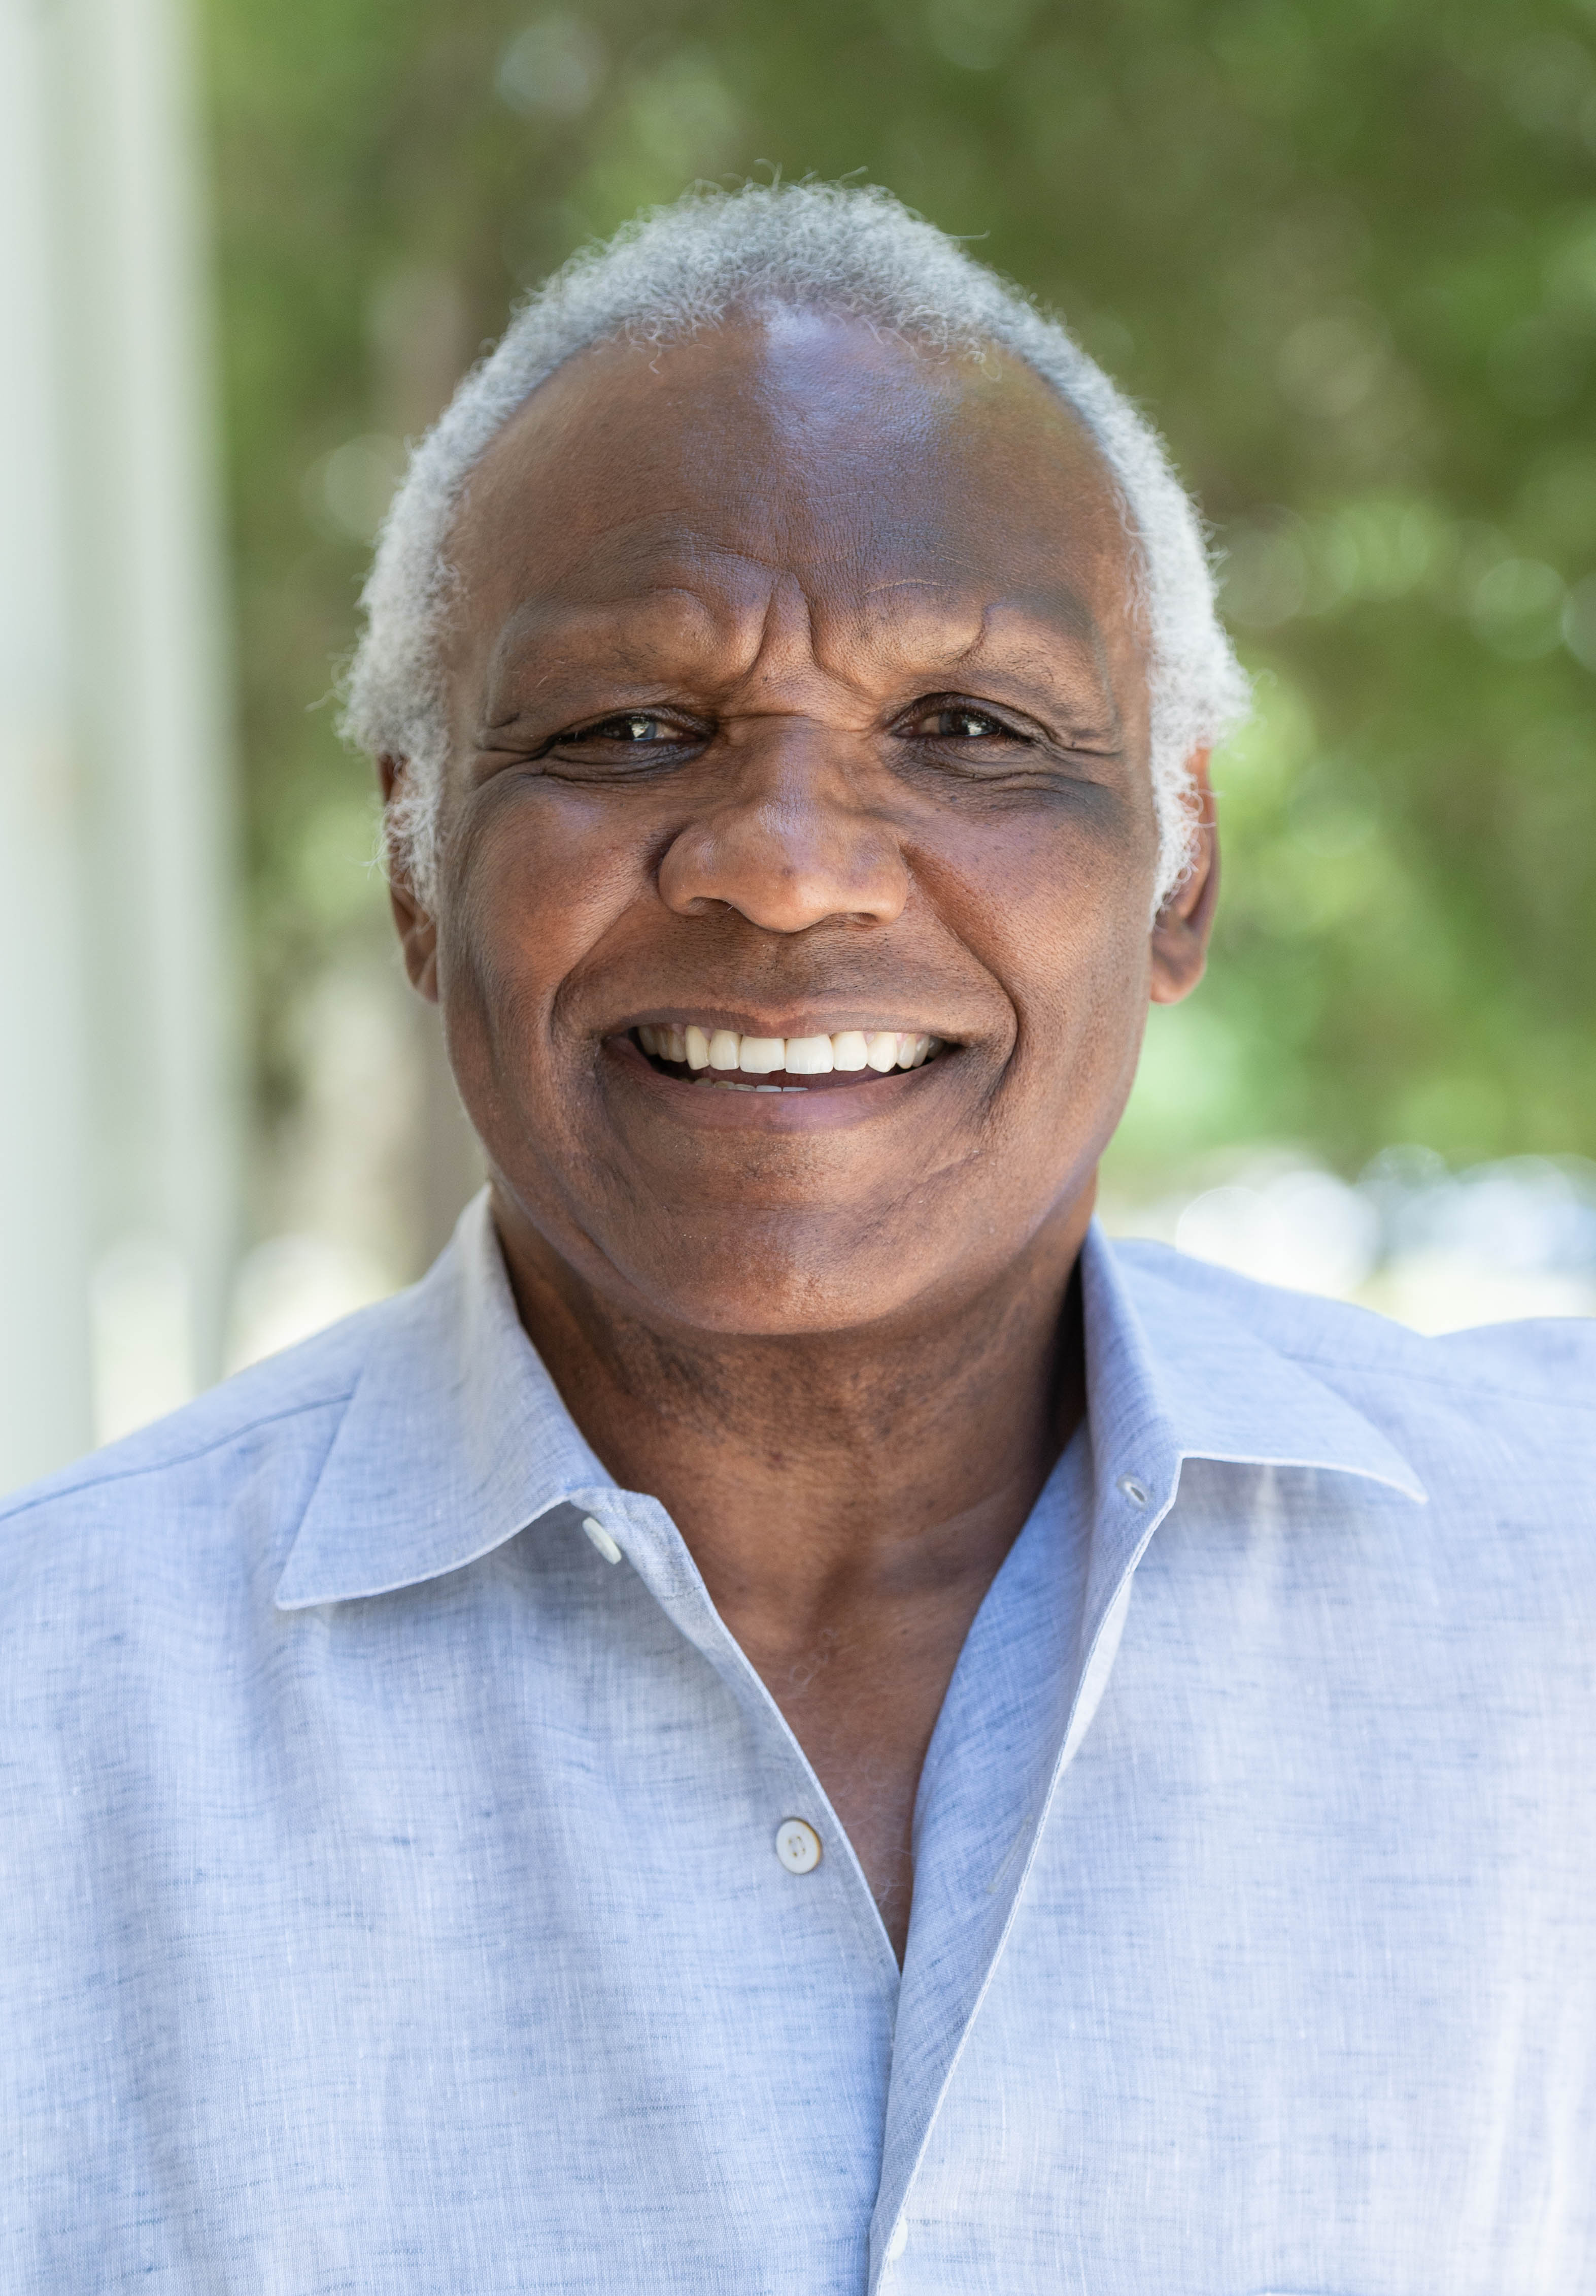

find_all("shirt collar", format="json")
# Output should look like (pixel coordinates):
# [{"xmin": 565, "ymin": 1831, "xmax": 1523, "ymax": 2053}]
[
  {"xmin": 1082, "ymin": 1232, "xmax": 1426, "ymax": 1519},
  {"xmin": 275, "ymin": 1190, "xmax": 1423, "ymax": 1612},
  {"xmin": 275, "ymin": 1191, "xmax": 614, "ymax": 1609}
]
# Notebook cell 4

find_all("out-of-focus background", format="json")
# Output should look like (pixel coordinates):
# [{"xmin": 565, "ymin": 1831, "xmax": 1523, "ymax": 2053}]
[{"xmin": 6, "ymin": 0, "xmax": 1595, "ymax": 1486}]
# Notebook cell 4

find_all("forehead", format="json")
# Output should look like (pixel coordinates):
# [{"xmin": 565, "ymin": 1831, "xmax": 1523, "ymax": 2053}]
[{"xmin": 446, "ymin": 314, "xmax": 1135, "ymax": 647}]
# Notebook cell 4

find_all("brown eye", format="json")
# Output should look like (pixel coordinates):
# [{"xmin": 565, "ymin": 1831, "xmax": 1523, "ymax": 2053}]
[
  {"xmin": 573, "ymin": 714, "xmax": 668, "ymax": 743},
  {"xmin": 904, "ymin": 701, "xmax": 1024, "ymax": 742}
]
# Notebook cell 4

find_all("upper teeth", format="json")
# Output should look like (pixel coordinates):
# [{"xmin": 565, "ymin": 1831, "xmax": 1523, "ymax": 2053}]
[{"xmin": 635, "ymin": 1025, "xmax": 941, "ymax": 1074}]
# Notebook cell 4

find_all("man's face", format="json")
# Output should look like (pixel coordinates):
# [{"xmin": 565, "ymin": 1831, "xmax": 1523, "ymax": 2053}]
[{"xmin": 403, "ymin": 313, "xmax": 1209, "ymax": 1337}]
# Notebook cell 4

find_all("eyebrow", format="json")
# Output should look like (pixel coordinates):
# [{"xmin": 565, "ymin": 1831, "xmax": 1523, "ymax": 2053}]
[{"xmin": 475, "ymin": 570, "xmax": 1124, "ymax": 740}]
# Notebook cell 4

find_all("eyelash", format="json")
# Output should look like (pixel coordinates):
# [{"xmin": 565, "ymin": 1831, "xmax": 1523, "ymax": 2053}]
[
  {"xmin": 899, "ymin": 698, "xmax": 1033, "ymax": 745},
  {"xmin": 555, "ymin": 713, "xmax": 687, "ymax": 747},
  {"xmin": 547, "ymin": 698, "xmax": 1037, "ymax": 752}
]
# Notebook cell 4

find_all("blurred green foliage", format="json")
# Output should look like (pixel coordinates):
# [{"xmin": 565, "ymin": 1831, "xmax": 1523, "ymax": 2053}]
[{"xmin": 204, "ymin": 0, "xmax": 1596, "ymax": 1176}]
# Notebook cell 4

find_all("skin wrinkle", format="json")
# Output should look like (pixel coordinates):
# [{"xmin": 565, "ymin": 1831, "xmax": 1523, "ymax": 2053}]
[
  {"xmin": 347, "ymin": 189, "xmax": 1253, "ymax": 917},
  {"xmin": 478, "ymin": 591, "xmax": 1119, "ymax": 763},
  {"xmin": 381, "ymin": 311, "xmax": 1217, "ymax": 1957}
]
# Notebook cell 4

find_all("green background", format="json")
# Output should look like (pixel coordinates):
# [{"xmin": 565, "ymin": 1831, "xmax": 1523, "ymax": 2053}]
[{"xmin": 203, "ymin": 0, "xmax": 1596, "ymax": 1219}]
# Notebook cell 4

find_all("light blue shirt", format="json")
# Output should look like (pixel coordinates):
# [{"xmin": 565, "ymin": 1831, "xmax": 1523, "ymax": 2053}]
[{"xmin": 4, "ymin": 1191, "xmax": 1594, "ymax": 2293}]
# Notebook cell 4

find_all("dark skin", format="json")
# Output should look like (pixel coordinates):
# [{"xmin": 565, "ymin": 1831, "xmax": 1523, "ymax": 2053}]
[{"xmin": 381, "ymin": 312, "xmax": 1217, "ymax": 1960}]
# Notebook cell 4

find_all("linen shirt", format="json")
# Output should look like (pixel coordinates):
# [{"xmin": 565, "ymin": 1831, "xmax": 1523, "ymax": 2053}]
[{"xmin": 3, "ymin": 1190, "xmax": 1594, "ymax": 2294}]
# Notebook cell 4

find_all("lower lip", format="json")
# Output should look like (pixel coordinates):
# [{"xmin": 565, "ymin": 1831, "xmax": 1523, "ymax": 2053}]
[{"xmin": 602, "ymin": 1037, "xmax": 947, "ymax": 1128}]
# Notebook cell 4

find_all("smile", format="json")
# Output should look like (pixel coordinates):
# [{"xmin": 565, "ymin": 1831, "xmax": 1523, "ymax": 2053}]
[{"xmin": 633, "ymin": 1023, "xmax": 947, "ymax": 1092}]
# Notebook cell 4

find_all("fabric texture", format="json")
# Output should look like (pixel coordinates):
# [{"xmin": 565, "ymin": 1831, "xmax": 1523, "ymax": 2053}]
[{"xmin": 2, "ymin": 1189, "xmax": 1592, "ymax": 2293}]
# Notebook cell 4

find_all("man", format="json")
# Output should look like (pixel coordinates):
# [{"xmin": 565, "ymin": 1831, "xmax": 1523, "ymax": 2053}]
[{"xmin": 4, "ymin": 183, "xmax": 1592, "ymax": 2290}]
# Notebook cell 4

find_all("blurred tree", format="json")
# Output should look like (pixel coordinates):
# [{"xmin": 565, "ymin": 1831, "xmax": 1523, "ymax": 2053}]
[{"xmin": 203, "ymin": 0, "xmax": 1596, "ymax": 1222}]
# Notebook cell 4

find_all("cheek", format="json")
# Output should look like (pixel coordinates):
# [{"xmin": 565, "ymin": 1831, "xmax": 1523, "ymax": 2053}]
[
  {"xmin": 920, "ymin": 791, "xmax": 1156, "ymax": 1051},
  {"xmin": 431, "ymin": 796, "xmax": 637, "ymax": 1086},
  {"xmin": 999, "ymin": 907, "xmax": 1153, "ymax": 1203},
  {"xmin": 1007, "ymin": 893, "xmax": 1152, "ymax": 1149}
]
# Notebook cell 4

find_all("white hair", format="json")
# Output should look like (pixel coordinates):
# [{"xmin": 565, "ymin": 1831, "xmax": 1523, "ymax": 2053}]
[{"xmin": 345, "ymin": 181, "xmax": 1249, "ymax": 910}]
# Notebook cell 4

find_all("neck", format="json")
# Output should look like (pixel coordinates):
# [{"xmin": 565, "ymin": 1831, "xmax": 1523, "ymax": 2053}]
[
  {"xmin": 493, "ymin": 1183, "xmax": 1094, "ymax": 1958},
  {"xmin": 490, "ymin": 1184, "xmax": 1093, "ymax": 1622}
]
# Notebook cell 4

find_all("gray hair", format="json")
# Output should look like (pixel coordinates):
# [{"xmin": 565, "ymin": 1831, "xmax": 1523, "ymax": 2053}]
[{"xmin": 345, "ymin": 181, "xmax": 1249, "ymax": 910}]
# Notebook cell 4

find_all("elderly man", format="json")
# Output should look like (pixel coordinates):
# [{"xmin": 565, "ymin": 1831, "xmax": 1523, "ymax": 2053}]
[{"xmin": 4, "ymin": 184, "xmax": 1593, "ymax": 2291}]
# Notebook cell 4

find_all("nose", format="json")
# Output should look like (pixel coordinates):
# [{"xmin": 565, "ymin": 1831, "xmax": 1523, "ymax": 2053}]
[{"xmin": 656, "ymin": 726, "xmax": 910, "ymax": 934}]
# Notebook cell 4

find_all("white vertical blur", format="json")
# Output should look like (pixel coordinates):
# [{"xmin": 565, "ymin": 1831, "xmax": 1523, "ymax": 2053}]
[
  {"xmin": 0, "ymin": 0, "xmax": 238, "ymax": 1487},
  {"xmin": 0, "ymin": 0, "xmax": 95, "ymax": 1479}
]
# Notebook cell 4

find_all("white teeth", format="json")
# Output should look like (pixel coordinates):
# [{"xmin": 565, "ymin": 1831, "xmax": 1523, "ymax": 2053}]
[{"xmin": 640, "ymin": 1022, "xmax": 948, "ymax": 1076}]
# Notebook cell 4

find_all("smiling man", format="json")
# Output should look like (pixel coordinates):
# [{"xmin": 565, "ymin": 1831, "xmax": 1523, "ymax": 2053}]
[{"xmin": 4, "ymin": 185, "xmax": 1594, "ymax": 2291}]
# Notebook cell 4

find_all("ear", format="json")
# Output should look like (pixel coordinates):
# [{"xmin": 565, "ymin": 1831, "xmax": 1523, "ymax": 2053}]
[
  {"xmin": 1149, "ymin": 750, "xmax": 1218, "ymax": 1006},
  {"xmin": 378, "ymin": 754, "xmax": 439, "ymax": 1004}
]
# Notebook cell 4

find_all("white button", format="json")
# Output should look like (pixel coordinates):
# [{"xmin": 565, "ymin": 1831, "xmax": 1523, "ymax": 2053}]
[
  {"xmin": 581, "ymin": 1515, "xmax": 622, "ymax": 1565},
  {"xmin": 774, "ymin": 1818, "xmax": 822, "ymax": 1874},
  {"xmin": 1116, "ymin": 1474, "xmax": 1149, "ymax": 1506},
  {"xmin": 885, "ymin": 2218, "xmax": 909, "ymax": 2261}
]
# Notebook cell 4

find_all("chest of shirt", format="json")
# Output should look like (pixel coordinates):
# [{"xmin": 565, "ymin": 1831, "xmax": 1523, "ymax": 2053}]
[{"xmin": 14, "ymin": 1464, "xmax": 1595, "ymax": 2293}]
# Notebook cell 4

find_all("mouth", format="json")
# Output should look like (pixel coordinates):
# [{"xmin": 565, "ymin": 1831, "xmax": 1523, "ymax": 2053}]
[{"xmin": 629, "ymin": 1022, "xmax": 950, "ymax": 1093}]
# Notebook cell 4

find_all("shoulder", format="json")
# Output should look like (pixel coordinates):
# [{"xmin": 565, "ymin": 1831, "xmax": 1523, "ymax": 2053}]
[
  {"xmin": 0, "ymin": 1294, "xmax": 401, "ymax": 1598},
  {"xmin": 1112, "ymin": 1237, "xmax": 1596, "ymax": 1481},
  {"xmin": 1113, "ymin": 1236, "xmax": 1596, "ymax": 1387}
]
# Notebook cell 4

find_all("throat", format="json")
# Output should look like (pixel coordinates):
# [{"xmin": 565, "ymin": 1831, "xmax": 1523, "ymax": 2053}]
[
  {"xmin": 742, "ymin": 1616, "xmax": 953, "ymax": 1967},
  {"xmin": 718, "ymin": 1532, "xmax": 1024, "ymax": 1966}
]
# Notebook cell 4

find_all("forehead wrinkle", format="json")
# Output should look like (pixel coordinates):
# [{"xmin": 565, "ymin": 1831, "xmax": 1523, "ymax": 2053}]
[
  {"xmin": 480, "ymin": 580, "xmax": 739, "ymax": 709},
  {"xmin": 847, "ymin": 581, "xmax": 1112, "ymax": 689},
  {"xmin": 959, "ymin": 591, "xmax": 1115, "ymax": 700},
  {"xmin": 459, "ymin": 504, "xmax": 782, "ymax": 636},
  {"xmin": 472, "ymin": 471, "xmax": 1133, "ymax": 735},
  {"xmin": 857, "ymin": 595, "xmax": 1124, "ymax": 753}
]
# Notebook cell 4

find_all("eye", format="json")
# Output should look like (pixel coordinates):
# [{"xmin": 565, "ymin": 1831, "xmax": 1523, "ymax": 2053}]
[
  {"xmin": 537, "ymin": 708, "xmax": 707, "ymax": 773},
  {"xmin": 902, "ymin": 700, "xmax": 1029, "ymax": 743},
  {"xmin": 566, "ymin": 713, "xmax": 672, "ymax": 744}
]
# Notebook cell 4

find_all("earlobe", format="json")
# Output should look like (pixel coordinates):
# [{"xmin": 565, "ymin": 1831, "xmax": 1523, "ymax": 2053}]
[
  {"xmin": 388, "ymin": 877, "xmax": 440, "ymax": 1003},
  {"xmin": 379, "ymin": 754, "xmax": 440, "ymax": 1003},
  {"xmin": 1149, "ymin": 751, "xmax": 1218, "ymax": 1007}
]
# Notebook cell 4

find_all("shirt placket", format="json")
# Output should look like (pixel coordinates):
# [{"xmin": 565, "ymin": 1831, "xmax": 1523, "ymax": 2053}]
[
  {"xmin": 866, "ymin": 1424, "xmax": 1181, "ymax": 2291},
  {"xmin": 563, "ymin": 1481, "xmax": 906, "ymax": 1999}
]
